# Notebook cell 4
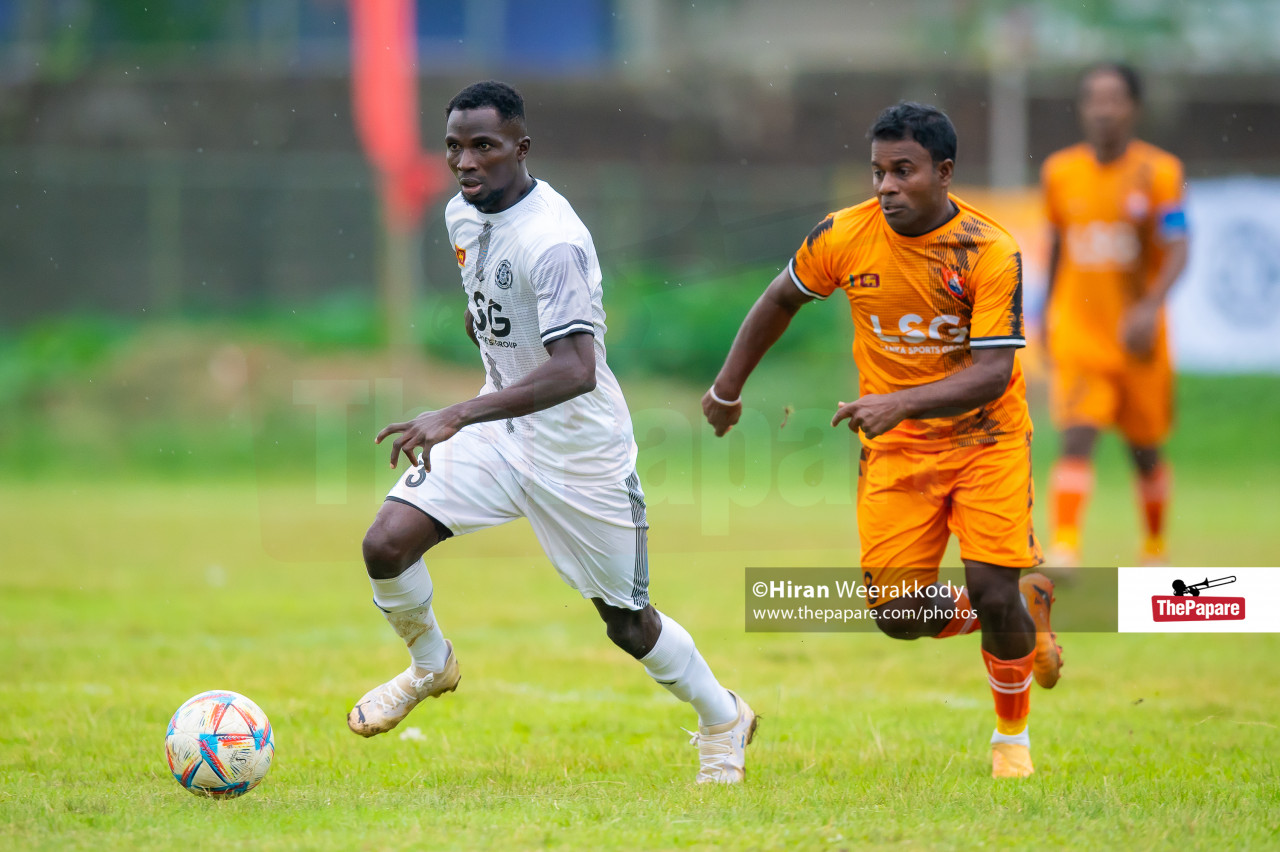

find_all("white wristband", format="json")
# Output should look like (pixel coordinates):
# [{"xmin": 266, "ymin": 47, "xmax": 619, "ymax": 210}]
[{"xmin": 707, "ymin": 385, "xmax": 742, "ymax": 407}]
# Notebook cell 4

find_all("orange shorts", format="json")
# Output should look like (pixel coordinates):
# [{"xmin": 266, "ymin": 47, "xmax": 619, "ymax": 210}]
[
  {"xmin": 858, "ymin": 433, "xmax": 1043, "ymax": 607},
  {"xmin": 1050, "ymin": 357, "xmax": 1173, "ymax": 447}
]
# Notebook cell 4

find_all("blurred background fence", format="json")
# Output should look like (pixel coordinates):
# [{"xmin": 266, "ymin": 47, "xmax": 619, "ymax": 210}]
[
  {"xmin": 4, "ymin": 0, "xmax": 1280, "ymax": 332},
  {"xmin": 3, "ymin": 0, "xmax": 1280, "ymax": 483}
]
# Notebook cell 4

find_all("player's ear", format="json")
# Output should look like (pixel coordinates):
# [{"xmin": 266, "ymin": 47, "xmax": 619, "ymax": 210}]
[
  {"xmin": 936, "ymin": 158, "xmax": 954, "ymax": 188},
  {"xmin": 516, "ymin": 135, "xmax": 531, "ymax": 162}
]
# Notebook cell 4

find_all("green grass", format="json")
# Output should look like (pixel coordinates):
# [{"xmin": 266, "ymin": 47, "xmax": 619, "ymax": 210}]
[
  {"xmin": 2, "ymin": 461, "xmax": 1279, "ymax": 850},
  {"xmin": 2, "ymin": 321, "xmax": 1279, "ymax": 849}
]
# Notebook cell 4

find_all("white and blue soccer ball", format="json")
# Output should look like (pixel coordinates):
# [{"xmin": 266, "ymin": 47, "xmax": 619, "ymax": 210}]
[{"xmin": 165, "ymin": 690, "xmax": 275, "ymax": 798}]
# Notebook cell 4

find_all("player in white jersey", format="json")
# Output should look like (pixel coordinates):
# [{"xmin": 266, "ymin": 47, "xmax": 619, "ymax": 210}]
[{"xmin": 346, "ymin": 81, "xmax": 756, "ymax": 783}]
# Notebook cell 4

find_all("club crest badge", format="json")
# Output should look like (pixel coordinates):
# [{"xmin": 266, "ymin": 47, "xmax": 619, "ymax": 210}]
[{"xmin": 495, "ymin": 259, "xmax": 513, "ymax": 289}]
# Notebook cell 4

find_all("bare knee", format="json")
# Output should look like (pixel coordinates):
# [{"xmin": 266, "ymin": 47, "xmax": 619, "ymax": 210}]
[
  {"xmin": 1130, "ymin": 444, "xmax": 1162, "ymax": 475},
  {"xmin": 1061, "ymin": 426, "xmax": 1098, "ymax": 460},
  {"xmin": 362, "ymin": 527, "xmax": 411, "ymax": 579},
  {"xmin": 967, "ymin": 577, "xmax": 1026, "ymax": 632},
  {"xmin": 595, "ymin": 601, "xmax": 660, "ymax": 659},
  {"xmin": 870, "ymin": 605, "xmax": 925, "ymax": 640},
  {"xmin": 869, "ymin": 585, "xmax": 957, "ymax": 640},
  {"xmin": 605, "ymin": 615, "xmax": 645, "ymax": 655},
  {"xmin": 362, "ymin": 504, "xmax": 445, "ymax": 580}
]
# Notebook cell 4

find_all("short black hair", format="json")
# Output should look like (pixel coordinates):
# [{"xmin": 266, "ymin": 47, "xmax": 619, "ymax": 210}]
[
  {"xmin": 1082, "ymin": 62, "xmax": 1142, "ymax": 104},
  {"xmin": 446, "ymin": 80, "xmax": 526, "ymax": 124},
  {"xmin": 868, "ymin": 102, "xmax": 957, "ymax": 164}
]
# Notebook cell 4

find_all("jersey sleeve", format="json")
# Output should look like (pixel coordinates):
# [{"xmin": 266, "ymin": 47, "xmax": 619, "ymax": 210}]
[
  {"xmin": 968, "ymin": 240, "xmax": 1027, "ymax": 350},
  {"xmin": 530, "ymin": 242, "xmax": 595, "ymax": 346},
  {"xmin": 788, "ymin": 214, "xmax": 841, "ymax": 300},
  {"xmin": 1150, "ymin": 156, "xmax": 1188, "ymax": 243}
]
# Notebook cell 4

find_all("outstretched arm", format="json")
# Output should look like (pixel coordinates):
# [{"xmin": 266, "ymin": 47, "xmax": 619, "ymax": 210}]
[
  {"xmin": 376, "ymin": 332, "xmax": 596, "ymax": 470},
  {"xmin": 702, "ymin": 269, "xmax": 813, "ymax": 436},
  {"xmin": 1122, "ymin": 237, "xmax": 1188, "ymax": 357},
  {"xmin": 832, "ymin": 347, "xmax": 1016, "ymax": 439}
]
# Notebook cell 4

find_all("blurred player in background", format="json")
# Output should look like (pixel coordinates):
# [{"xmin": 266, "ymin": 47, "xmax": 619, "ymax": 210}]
[
  {"xmin": 1041, "ymin": 63, "xmax": 1189, "ymax": 569},
  {"xmin": 349, "ymin": 81, "xmax": 756, "ymax": 784},
  {"xmin": 704, "ymin": 102, "xmax": 1062, "ymax": 778}
]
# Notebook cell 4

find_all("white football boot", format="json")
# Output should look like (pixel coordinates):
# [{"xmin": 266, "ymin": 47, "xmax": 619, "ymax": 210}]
[
  {"xmin": 687, "ymin": 689, "xmax": 758, "ymax": 784},
  {"xmin": 347, "ymin": 640, "xmax": 460, "ymax": 737}
]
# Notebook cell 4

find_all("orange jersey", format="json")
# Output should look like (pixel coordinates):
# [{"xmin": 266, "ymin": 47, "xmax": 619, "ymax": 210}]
[
  {"xmin": 789, "ymin": 194, "xmax": 1031, "ymax": 452},
  {"xmin": 1042, "ymin": 140, "xmax": 1187, "ymax": 370}
]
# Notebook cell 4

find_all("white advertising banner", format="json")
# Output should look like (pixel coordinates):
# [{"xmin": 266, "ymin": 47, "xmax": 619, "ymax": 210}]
[{"xmin": 1171, "ymin": 178, "xmax": 1280, "ymax": 373}]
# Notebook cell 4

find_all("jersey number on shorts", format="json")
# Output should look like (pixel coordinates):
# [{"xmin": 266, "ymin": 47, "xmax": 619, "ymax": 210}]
[{"xmin": 472, "ymin": 291, "xmax": 511, "ymax": 337}]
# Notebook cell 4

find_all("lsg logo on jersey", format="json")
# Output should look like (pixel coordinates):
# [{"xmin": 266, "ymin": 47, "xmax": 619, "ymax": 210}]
[
  {"xmin": 1151, "ymin": 575, "xmax": 1245, "ymax": 622},
  {"xmin": 869, "ymin": 313, "xmax": 968, "ymax": 345},
  {"xmin": 1066, "ymin": 221, "xmax": 1140, "ymax": 266}
]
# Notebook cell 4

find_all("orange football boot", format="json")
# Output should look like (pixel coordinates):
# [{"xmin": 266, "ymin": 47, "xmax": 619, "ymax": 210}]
[{"xmin": 1020, "ymin": 572, "xmax": 1063, "ymax": 689}]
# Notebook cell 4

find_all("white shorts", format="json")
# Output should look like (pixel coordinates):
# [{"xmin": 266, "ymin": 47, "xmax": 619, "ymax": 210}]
[{"xmin": 385, "ymin": 422, "xmax": 650, "ymax": 610}]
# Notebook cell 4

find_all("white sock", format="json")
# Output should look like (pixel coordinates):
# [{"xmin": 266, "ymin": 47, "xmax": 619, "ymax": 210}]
[
  {"xmin": 991, "ymin": 726, "xmax": 1031, "ymax": 747},
  {"xmin": 369, "ymin": 558, "xmax": 449, "ymax": 672},
  {"xmin": 641, "ymin": 611, "xmax": 737, "ymax": 728}
]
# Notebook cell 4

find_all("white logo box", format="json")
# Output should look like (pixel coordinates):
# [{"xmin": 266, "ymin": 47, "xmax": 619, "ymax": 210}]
[{"xmin": 1117, "ymin": 566, "xmax": 1280, "ymax": 633}]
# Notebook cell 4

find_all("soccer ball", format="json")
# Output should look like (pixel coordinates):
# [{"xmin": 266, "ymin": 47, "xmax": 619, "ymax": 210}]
[{"xmin": 165, "ymin": 690, "xmax": 275, "ymax": 798}]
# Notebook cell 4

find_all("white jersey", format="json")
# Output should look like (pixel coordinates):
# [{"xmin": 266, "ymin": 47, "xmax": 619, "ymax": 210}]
[{"xmin": 445, "ymin": 179, "xmax": 637, "ymax": 484}]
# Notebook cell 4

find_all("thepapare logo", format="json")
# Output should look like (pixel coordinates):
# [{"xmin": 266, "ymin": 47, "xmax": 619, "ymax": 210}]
[
  {"xmin": 1151, "ymin": 575, "xmax": 1245, "ymax": 622},
  {"xmin": 869, "ymin": 313, "xmax": 968, "ymax": 345},
  {"xmin": 1066, "ymin": 221, "xmax": 1140, "ymax": 267}
]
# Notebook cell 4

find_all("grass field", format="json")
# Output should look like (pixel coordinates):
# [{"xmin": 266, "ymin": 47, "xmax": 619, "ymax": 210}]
[{"xmin": 2, "ymin": 342, "xmax": 1279, "ymax": 850}]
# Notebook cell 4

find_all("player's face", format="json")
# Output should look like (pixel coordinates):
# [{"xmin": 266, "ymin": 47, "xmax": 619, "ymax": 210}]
[
  {"xmin": 870, "ymin": 138, "xmax": 953, "ymax": 236},
  {"xmin": 1080, "ymin": 70, "xmax": 1136, "ymax": 149},
  {"xmin": 445, "ymin": 107, "xmax": 530, "ymax": 213}
]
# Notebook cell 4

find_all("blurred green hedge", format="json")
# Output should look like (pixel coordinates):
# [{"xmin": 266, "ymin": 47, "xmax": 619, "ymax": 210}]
[{"xmin": 2, "ymin": 266, "xmax": 1278, "ymax": 480}]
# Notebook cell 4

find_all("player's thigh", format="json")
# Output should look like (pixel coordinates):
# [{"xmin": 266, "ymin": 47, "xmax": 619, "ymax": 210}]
[
  {"xmin": 1117, "ymin": 356, "xmax": 1173, "ymax": 447},
  {"xmin": 384, "ymin": 423, "xmax": 525, "ymax": 537},
  {"xmin": 522, "ymin": 471, "xmax": 650, "ymax": 611},
  {"xmin": 858, "ymin": 446, "xmax": 950, "ymax": 605},
  {"xmin": 1051, "ymin": 360, "xmax": 1119, "ymax": 431},
  {"xmin": 948, "ymin": 434, "xmax": 1043, "ymax": 568}
]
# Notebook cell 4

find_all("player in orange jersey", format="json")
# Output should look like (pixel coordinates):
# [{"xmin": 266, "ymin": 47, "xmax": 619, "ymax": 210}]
[
  {"xmin": 1041, "ymin": 63, "xmax": 1189, "ymax": 569},
  {"xmin": 704, "ymin": 102, "xmax": 1062, "ymax": 778}
]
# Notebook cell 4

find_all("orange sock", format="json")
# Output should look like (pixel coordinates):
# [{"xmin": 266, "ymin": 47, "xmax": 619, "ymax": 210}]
[
  {"xmin": 934, "ymin": 585, "xmax": 981, "ymax": 639},
  {"xmin": 983, "ymin": 648, "xmax": 1034, "ymax": 735},
  {"xmin": 1138, "ymin": 463, "xmax": 1170, "ymax": 542},
  {"xmin": 1050, "ymin": 458, "xmax": 1093, "ymax": 548}
]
